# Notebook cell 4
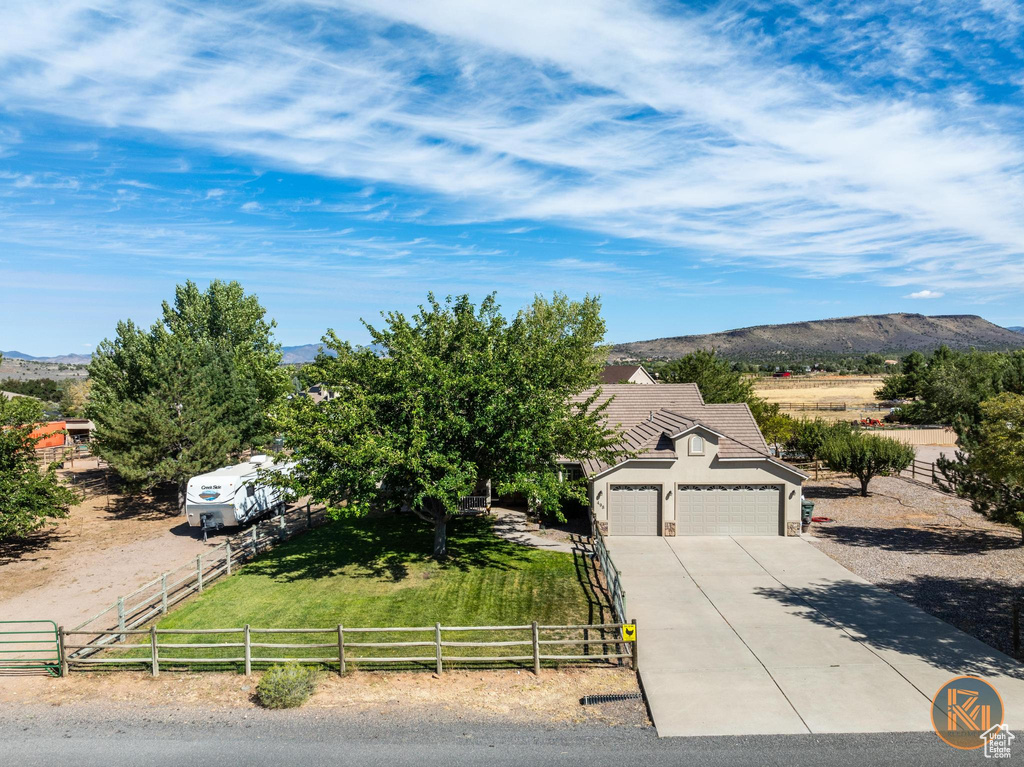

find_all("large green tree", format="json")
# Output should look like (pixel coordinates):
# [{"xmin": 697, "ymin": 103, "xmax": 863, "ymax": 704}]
[
  {"xmin": 660, "ymin": 349, "xmax": 754, "ymax": 403},
  {"xmin": 0, "ymin": 396, "xmax": 79, "ymax": 540},
  {"xmin": 277, "ymin": 293, "xmax": 621, "ymax": 558},
  {"xmin": 662, "ymin": 348, "xmax": 793, "ymax": 443},
  {"xmin": 819, "ymin": 431, "xmax": 914, "ymax": 497},
  {"xmin": 88, "ymin": 281, "xmax": 289, "ymax": 507},
  {"xmin": 937, "ymin": 392, "xmax": 1024, "ymax": 541}
]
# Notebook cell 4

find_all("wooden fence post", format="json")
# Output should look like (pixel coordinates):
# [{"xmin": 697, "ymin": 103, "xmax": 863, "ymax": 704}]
[
  {"xmin": 306, "ymin": 503, "xmax": 312, "ymax": 529},
  {"xmin": 150, "ymin": 626, "xmax": 159, "ymax": 677},
  {"xmin": 338, "ymin": 624, "xmax": 346, "ymax": 675},
  {"xmin": 435, "ymin": 623, "xmax": 443, "ymax": 675},
  {"xmin": 161, "ymin": 573, "xmax": 168, "ymax": 614},
  {"xmin": 58, "ymin": 626, "xmax": 68, "ymax": 677},
  {"xmin": 244, "ymin": 624, "xmax": 251, "ymax": 676},
  {"xmin": 117, "ymin": 597, "xmax": 125, "ymax": 642},
  {"xmin": 251, "ymin": 525, "xmax": 258, "ymax": 556},
  {"xmin": 279, "ymin": 514, "xmax": 286, "ymax": 541},
  {"xmin": 631, "ymin": 618, "xmax": 639, "ymax": 672},
  {"xmin": 196, "ymin": 554, "xmax": 204, "ymax": 592},
  {"xmin": 225, "ymin": 542, "xmax": 232, "ymax": 577},
  {"xmin": 532, "ymin": 622, "xmax": 540, "ymax": 676}
]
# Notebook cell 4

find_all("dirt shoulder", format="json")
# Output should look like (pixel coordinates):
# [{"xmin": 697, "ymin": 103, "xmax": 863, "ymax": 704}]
[
  {"xmin": 0, "ymin": 460, "xmax": 214, "ymax": 627},
  {"xmin": 805, "ymin": 474, "xmax": 1024, "ymax": 657},
  {"xmin": 0, "ymin": 667, "xmax": 647, "ymax": 728}
]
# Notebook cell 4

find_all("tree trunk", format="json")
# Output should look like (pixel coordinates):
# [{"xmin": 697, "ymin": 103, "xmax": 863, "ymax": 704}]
[
  {"xmin": 859, "ymin": 475, "xmax": 870, "ymax": 497},
  {"xmin": 178, "ymin": 480, "xmax": 188, "ymax": 512},
  {"xmin": 433, "ymin": 516, "xmax": 448, "ymax": 559}
]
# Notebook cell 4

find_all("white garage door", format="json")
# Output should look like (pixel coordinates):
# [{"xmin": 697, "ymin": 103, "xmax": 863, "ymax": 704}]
[
  {"xmin": 608, "ymin": 485, "xmax": 660, "ymax": 536},
  {"xmin": 676, "ymin": 485, "xmax": 781, "ymax": 536}
]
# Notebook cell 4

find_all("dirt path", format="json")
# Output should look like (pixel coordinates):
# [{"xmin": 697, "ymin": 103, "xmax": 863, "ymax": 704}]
[{"xmin": 0, "ymin": 460, "xmax": 215, "ymax": 628}]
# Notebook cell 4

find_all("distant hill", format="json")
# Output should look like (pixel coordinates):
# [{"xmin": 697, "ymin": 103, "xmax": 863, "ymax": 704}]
[
  {"xmin": 280, "ymin": 344, "xmax": 338, "ymax": 365},
  {"xmin": 1008, "ymin": 326, "xmax": 1024, "ymax": 334},
  {"xmin": 610, "ymin": 314, "xmax": 1024, "ymax": 362},
  {"xmin": 2, "ymin": 350, "xmax": 92, "ymax": 365}
]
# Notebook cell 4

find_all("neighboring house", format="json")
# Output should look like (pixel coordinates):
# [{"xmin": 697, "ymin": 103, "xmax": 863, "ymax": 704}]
[
  {"xmin": 301, "ymin": 384, "xmax": 339, "ymax": 404},
  {"xmin": 599, "ymin": 364, "xmax": 657, "ymax": 385},
  {"xmin": 565, "ymin": 384, "xmax": 807, "ymax": 537},
  {"xmin": 1, "ymin": 390, "xmax": 28, "ymax": 401}
]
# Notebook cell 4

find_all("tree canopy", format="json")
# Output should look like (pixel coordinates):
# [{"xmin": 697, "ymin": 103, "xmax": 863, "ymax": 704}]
[
  {"xmin": 88, "ymin": 281, "xmax": 289, "ymax": 506},
  {"xmin": 937, "ymin": 392, "xmax": 1024, "ymax": 541},
  {"xmin": 819, "ymin": 431, "xmax": 914, "ymax": 497},
  {"xmin": 877, "ymin": 346, "xmax": 1024, "ymax": 430},
  {"xmin": 0, "ymin": 396, "xmax": 79, "ymax": 540},
  {"xmin": 277, "ymin": 293, "xmax": 621, "ymax": 558}
]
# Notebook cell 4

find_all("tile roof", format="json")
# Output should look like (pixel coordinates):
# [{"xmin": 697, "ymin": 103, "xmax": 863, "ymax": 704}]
[
  {"xmin": 599, "ymin": 365, "xmax": 646, "ymax": 384},
  {"xmin": 571, "ymin": 384, "xmax": 805, "ymax": 479}
]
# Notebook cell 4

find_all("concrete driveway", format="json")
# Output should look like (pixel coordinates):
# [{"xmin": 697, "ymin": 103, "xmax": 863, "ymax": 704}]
[{"xmin": 606, "ymin": 536, "xmax": 1024, "ymax": 737}]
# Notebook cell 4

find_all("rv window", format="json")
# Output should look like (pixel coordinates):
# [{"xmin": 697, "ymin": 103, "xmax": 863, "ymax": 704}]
[{"xmin": 247, "ymin": 484, "xmax": 256, "ymax": 497}]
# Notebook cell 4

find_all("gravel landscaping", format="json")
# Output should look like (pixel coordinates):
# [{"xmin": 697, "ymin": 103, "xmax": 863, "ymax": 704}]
[{"xmin": 805, "ymin": 474, "xmax": 1024, "ymax": 658}]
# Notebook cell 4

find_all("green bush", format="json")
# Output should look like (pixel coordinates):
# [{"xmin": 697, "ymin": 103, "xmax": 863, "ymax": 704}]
[{"xmin": 255, "ymin": 662, "xmax": 321, "ymax": 709}]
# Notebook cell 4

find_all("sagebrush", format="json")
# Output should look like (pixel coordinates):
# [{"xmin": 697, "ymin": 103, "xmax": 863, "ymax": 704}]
[{"xmin": 256, "ymin": 662, "xmax": 321, "ymax": 709}]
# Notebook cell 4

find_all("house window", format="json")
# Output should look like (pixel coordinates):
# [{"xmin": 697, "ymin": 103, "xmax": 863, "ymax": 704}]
[{"xmin": 689, "ymin": 435, "xmax": 705, "ymax": 456}]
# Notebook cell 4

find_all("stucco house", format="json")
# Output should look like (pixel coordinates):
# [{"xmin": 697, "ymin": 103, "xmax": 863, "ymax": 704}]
[
  {"xmin": 599, "ymin": 364, "xmax": 657, "ymax": 385},
  {"xmin": 564, "ymin": 384, "xmax": 807, "ymax": 537}
]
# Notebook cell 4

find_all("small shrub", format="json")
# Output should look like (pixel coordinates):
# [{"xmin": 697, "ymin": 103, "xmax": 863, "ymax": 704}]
[{"xmin": 256, "ymin": 662, "xmax": 321, "ymax": 709}]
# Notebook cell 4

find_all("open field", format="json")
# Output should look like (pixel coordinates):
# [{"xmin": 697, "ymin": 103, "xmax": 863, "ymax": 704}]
[
  {"xmin": 0, "ymin": 357, "xmax": 89, "ymax": 382},
  {"xmin": 0, "ymin": 459, "xmax": 215, "ymax": 628},
  {"xmin": 753, "ymin": 375, "xmax": 884, "ymax": 403},
  {"xmin": 753, "ymin": 375, "xmax": 886, "ymax": 422}
]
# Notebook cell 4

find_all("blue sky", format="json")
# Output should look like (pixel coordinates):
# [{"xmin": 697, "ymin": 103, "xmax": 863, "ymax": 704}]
[{"xmin": 2, "ymin": 0, "xmax": 1024, "ymax": 355}]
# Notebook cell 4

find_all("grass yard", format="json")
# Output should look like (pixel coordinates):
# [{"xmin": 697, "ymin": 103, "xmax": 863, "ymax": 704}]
[{"xmin": 120, "ymin": 514, "xmax": 614, "ymax": 669}]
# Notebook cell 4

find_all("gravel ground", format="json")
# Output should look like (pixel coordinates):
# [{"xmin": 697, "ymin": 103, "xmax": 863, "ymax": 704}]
[{"xmin": 805, "ymin": 474, "xmax": 1024, "ymax": 657}]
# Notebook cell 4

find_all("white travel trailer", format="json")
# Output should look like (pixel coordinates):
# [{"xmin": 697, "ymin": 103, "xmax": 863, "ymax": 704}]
[{"xmin": 185, "ymin": 456, "xmax": 293, "ymax": 536}]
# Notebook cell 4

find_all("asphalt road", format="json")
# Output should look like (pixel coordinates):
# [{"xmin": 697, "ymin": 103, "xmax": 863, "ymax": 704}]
[{"xmin": 2, "ymin": 710, "xmax": 988, "ymax": 766}]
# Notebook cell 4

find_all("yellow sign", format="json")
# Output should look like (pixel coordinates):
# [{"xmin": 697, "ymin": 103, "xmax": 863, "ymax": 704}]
[{"xmin": 621, "ymin": 624, "xmax": 636, "ymax": 643}]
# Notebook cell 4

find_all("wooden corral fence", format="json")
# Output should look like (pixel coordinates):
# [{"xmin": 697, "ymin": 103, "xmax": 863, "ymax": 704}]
[
  {"xmin": 68, "ymin": 502, "xmax": 326, "ymax": 658},
  {"xmin": 60, "ymin": 622, "xmax": 636, "ymax": 677},
  {"xmin": 775, "ymin": 402, "xmax": 890, "ymax": 412},
  {"xmin": 754, "ymin": 377, "xmax": 884, "ymax": 389},
  {"xmin": 591, "ymin": 516, "xmax": 626, "ymax": 623},
  {"xmin": 859, "ymin": 427, "xmax": 958, "ymax": 446}
]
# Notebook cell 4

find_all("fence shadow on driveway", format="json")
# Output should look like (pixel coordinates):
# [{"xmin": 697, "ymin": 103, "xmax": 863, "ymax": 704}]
[{"xmin": 754, "ymin": 579, "xmax": 1024, "ymax": 680}]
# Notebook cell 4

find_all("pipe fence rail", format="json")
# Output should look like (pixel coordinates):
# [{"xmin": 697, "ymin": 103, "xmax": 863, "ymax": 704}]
[
  {"xmin": 60, "ymin": 622, "xmax": 636, "ymax": 676},
  {"xmin": 68, "ymin": 501, "xmax": 326, "ymax": 658}
]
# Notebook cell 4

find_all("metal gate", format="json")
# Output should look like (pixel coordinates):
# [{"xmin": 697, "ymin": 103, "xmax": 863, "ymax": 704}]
[{"xmin": 0, "ymin": 620, "xmax": 61, "ymax": 676}]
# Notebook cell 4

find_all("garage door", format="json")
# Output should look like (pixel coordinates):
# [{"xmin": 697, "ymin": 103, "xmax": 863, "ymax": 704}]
[
  {"xmin": 676, "ymin": 485, "xmax": 781, "ymax": 536},
  {"xmin": 608, "ymin": 485, "xmax": 660, "ymax": 536}
]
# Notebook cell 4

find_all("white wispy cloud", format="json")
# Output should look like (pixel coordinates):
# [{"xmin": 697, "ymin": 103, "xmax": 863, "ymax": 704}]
[
  {"xmin": 239, "ymin": 201, "xmax": 262, "ymax": 212},
  {"xmin": 906, "ymin": 289, "xmax": 945, "ymax": 299},
  {"xmin": 0, "ymin": 0, "xmax": 1022, "ymax": 295}
]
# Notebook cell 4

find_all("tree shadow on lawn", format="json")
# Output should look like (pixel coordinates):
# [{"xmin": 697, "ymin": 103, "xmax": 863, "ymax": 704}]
[
  {"xmin": 243, "ymin": 513, "xmax": 534, "ymax": 584},
  {"xmin": 814, "ymin": 522, "xmax": 1021, "ymax": 555},
  {"xmin": 755, "ymin": 576, "xmax": 1024, "ymax": 678},
  {"xmin": 803, "ymin": 485, "xmax": 861, "ymax": 500}
]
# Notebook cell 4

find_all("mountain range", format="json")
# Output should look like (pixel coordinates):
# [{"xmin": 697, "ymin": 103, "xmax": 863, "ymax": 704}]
[
  {"xmin": 609, "ymin": 313, "xmax": 1024, "ymax": 361},
  {"xmin": 7, "ymin": 314, "xmax": 1024, "ymax": 367}
]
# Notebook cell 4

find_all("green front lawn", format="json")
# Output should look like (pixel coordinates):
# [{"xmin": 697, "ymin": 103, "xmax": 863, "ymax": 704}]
[{"xmin": 141, "ymin": 513, "xmax": 612, "ymax": 667}]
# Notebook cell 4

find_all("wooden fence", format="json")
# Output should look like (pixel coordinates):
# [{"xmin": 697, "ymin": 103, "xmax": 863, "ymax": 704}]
[
  {"xmin": 69, "ymin": 502, "xmax": 326, "ymax": 658},
  {"xmin": 591, "ymin": 517, "xmax": 626, "ymax": 623},
  {"xmin": 754, "ymin": 377, "xmax": 884, "ymax": 389},
  {"xmin": 60, "ymin": 622, "xmax": 635, "ymax": 676},
  {"xmin": 858, "ymin": 427, "xmax": 958, "ymax": 446},
  {"xmin": 774, "ymin": 402, "xmax": 890, "ymax": 412}
]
